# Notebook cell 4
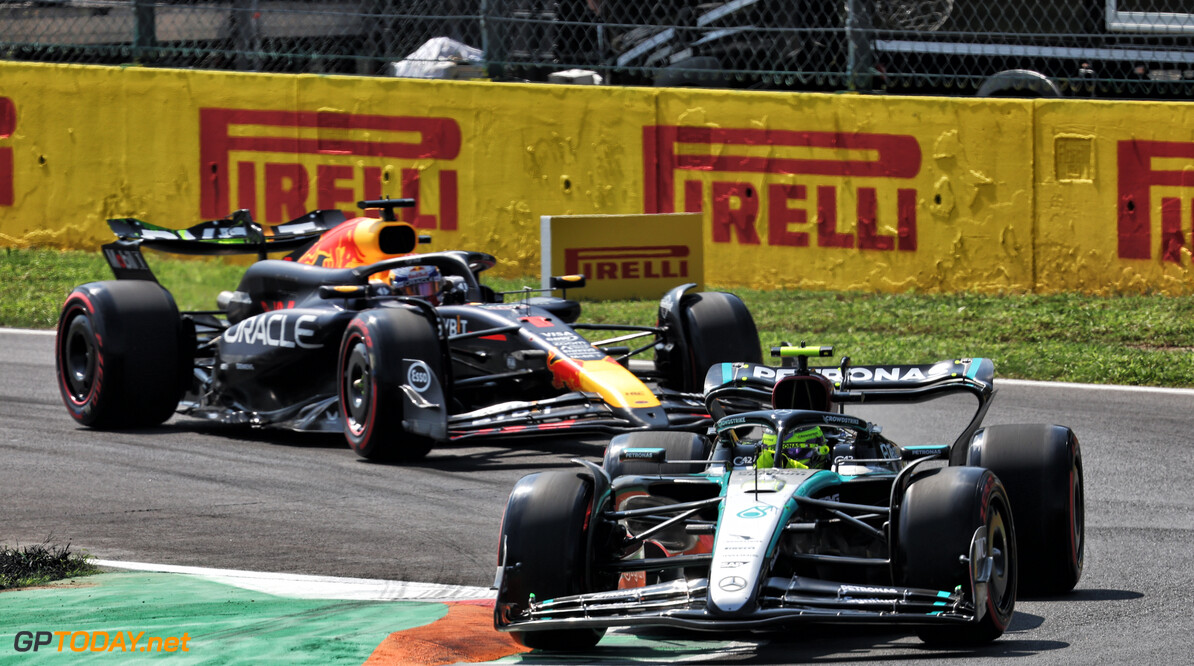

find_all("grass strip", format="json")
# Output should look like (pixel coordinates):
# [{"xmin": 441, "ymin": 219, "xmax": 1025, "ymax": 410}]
[{"xmin": 4, "ymin": 247, "xmax": 1192, "ymax": 387}]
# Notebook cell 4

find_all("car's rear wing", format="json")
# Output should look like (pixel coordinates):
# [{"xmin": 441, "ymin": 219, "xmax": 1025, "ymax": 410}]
[
  {"xmin": 101, "ymin": 208, "xmax": 350, "ymax": 281},
  {"xmin": 703, "ymin": 355, "xmax": 995, "ymax": 459},
  {"xmin": 704, "ymin": 357, "xmax": 994, "ymax": 402},
  {"xmin": 108, "ymin": 208, "xmax": 348, "ymax": 256},
  {"xmin": 101, "ymin": 200, "xmax": 423, "ymax": 281}
]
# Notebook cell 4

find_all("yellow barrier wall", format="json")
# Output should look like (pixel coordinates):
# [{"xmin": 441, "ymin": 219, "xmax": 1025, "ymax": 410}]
[
  {"xmin": 2, "ymin": 61, "xmax": 1192, "ymax": 294},
  {"xmin": 0, "ymin": 62, "xmax": 656, "ymax": 274},
  {"xmin": 1035, "ymin": 99, "xmax": 1194, "ymax": 294}
]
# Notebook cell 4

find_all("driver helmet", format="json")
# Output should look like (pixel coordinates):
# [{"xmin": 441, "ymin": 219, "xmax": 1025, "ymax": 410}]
[
  {"xmin": 389, "ymin": 265, "xmax": 442, "ymax": 304},
  {"xmin": 755, "ymin": 426, "xmax": 829, "ymax": 470}
]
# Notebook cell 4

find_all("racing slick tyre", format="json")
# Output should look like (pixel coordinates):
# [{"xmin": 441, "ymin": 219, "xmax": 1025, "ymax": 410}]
[
  {"xmin": 495, "ymin": 470, "xmax": 611, "ymax": 650},
  {"xmin": 603, "ymin": 431, "xmax": 711, "ymax": 479},
  {"xmin": 964, "ymin": 424, "xmax": 1084, "ymax": 596},
  {"xmin": 659, "ymin": 291, "xmax": 762, "ymax": 392},
  {"xmin": 55, "ymin": 281, "xmax": 185, "ymax": 429},
  {"xmin": 896, "ymin": 466, "xmax": 1017, "ymax": 645},
  {"xmin": 338, "ymin": 308, "xmax": 442, "ymax": 462}
]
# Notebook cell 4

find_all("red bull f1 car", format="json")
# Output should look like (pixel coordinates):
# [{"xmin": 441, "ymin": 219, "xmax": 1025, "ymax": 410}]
[
  {"xmin": 55, "ymin": 199, "xmax": 762, "ymax": 461},
  {"xmin": 494, "ymin": 345, "xmax": 1084, "ymax": 649}
]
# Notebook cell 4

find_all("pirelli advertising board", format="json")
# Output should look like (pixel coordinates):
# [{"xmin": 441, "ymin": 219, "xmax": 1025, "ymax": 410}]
[
  {"xmin": 2, "ymin": 61, "xmax": 1193, "ymax": 295},
  {"xmin": 540, "ymin": 213, "xmax": 704, "ymax": 299}
]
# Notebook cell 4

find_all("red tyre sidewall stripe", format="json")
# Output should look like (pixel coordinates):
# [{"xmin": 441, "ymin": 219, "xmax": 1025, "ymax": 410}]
[
  {"xmin": 341, "ymin": 321, "xmax": 378, "ymax": 449},
  {"xmin": 57, "ymin": 293, "xmax": 103, "ymax": 411},
  {"xmin": 362, "ymin": 330, "xmax": 378, "ymax": 439}
]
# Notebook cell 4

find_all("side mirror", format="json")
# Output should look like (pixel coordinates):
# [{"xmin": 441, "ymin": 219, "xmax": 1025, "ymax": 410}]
[
  {"xmin": 901, "ymin": 444, "xmax": 949, "ymax": 461},
  {"xmin": 550, "ymin": 274, "xmax": 586, "ymax": 290}
]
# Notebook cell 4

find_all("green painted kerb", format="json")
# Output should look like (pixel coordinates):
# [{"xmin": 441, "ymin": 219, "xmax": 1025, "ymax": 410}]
[{"xmin": 0, "ymin": 572, "xmax": 447, "ymax": 664}]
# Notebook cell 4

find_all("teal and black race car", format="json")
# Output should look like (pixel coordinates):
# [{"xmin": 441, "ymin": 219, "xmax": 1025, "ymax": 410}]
[{"xmin": 494, "ymin": 345, "xmax": 1084, "ymax": 649}]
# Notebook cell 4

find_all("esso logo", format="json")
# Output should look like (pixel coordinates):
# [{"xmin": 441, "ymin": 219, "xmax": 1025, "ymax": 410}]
[{"xmin": 407, "ymin": 361, "xmax": 433, "ymax": 393}]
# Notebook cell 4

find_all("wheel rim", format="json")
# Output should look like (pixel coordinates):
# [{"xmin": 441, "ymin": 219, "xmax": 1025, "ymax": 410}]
[
  {"xmin": 342, "ymin": 341, "xmax": 372, "ymax": 433},
  {"xmin": 63, "ymin": 314, "xmax": 97, "ymax": 401},
  {"xmin": 987, "ymin": 504, "xmax": 1014, "ymax": 615}
]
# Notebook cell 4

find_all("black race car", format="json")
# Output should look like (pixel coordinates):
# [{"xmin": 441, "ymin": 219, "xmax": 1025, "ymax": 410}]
[
  {"xmin": 55, "ymin": 199, "xmax": 762, "ymax": 461},
  {"xmin": 494, "ymin": 344, "xmax": 1084, "ymax": 648}
]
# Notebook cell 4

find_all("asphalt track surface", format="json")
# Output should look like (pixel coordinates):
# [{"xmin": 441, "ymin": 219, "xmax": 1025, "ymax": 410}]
[{"xmin": 3, "ymin": 327, "xmax": 1193, "ymax": 663}]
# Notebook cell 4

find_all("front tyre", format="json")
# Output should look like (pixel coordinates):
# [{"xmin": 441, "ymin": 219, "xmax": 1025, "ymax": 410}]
[
  {"xmin": 965, "ymin": 424, "xmax": 1083, "ymax": 596},
  {"xmin": 338, "ymin": 308, "xmax": 440, "ymax": 462},
  {"xmin": 896, "ymin": 466, "xmax": 1017, "ymax": 645},
  {"xmin": 495, "ymin": 470, "xmax": 608, "ymax": 650},
  {"xmin": 658, "ymin": 291, "xmax": 761, "ymax": 392},
  {"xmin": 55, "ymin": 281, "xmax": 184, "ymax": 428}
]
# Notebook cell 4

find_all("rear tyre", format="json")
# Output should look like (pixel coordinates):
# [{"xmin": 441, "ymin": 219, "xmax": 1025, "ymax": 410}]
[
  {"xmin": 338, "ymin": 308, "xmax": 440, "ymax": 462},
  {"xmin": 55, "ymin": 281, "xmax": 184, "ymax": 428},
  {"xmin": 495, "ymin": 470, "xmax": 608, "ymax": 650},
  {"xmin": 659, "ymin": 291, "xmax": 761, "ymax": 392},
  {"xmin": 603, "ymin": 431, "xmax": 710, "ymax": 479},
  {"xmin": 965, "ymin": 424, "xmax": 1083, "ymax": 596},
  {"xmin": 896, "ymin": 466, "xmax": 1016, "ymax": 645}
]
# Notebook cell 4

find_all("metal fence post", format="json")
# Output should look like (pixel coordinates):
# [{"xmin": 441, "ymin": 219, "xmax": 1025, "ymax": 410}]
[
  {"xmin": 481, "ymin": 0, "xmax": 505, "ymax": 79},
  {"xmin": 233, "ymin": 0, "xmax": 261, "ymax": 71},
  {"xmin": 846, "ymin": 0, "xmax": 874, "ymax": 92},
  {"xmin": 133, "ymin": 0, "xmax": 156, "ymax": 63}
]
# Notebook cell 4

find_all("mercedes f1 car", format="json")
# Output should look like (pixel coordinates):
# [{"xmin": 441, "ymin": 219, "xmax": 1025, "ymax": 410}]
[
  {"xmin": 55, "ymin": 199, "xmax": 762, "ymax": 461},
  {"xmin": 494, "ymin": 345, "xmax": 1084, "ymax": 648}
]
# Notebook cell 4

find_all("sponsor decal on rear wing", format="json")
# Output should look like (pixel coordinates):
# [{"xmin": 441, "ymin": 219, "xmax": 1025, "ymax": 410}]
[{"xmin": 709, "ymin": 358, "xmax": 994, "ymax": 394}]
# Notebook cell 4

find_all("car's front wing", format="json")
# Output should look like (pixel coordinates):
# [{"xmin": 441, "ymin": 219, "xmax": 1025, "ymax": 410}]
[{"xmin": 500, "ymin": 576, "xmax": 976, "ymax": 633}]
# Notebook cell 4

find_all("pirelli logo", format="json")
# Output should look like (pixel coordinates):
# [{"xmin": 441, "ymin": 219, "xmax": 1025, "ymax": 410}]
[
  {"xmin": 1118, "ymin": 139, "xmax": 1194, "ymax": 264},
  {"xmin": 0, "ymin": 97, "xmax": 14, "ymax": 207},
  {"xmin": 564, "ymin": 245, "xmax": 689, "ymax": 280},
  {"xmin": 198, "ymin": 108, "xmax": 460, "ymax": 226},
  {"xmin": 643, "ymin": 126, "xmax": 921, "ymax": 251}
]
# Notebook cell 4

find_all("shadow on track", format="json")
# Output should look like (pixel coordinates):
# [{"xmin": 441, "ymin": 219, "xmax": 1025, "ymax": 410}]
[
  {"xmin": 167, "ymin": 417, "xmax": 607, "ymax": 473},
  {"xmin": 178, "ymin": 420, "xmax": 348, "ymax": 449},
  {"xmin": 502, "ymin": 623, "xmax": 1071, "ymax": 664}
]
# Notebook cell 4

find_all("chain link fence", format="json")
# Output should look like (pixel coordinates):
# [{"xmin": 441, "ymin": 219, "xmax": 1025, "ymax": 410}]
[{"xmin": 3, "ymin": 0, "xmax": 1194, "ymax": 99}]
